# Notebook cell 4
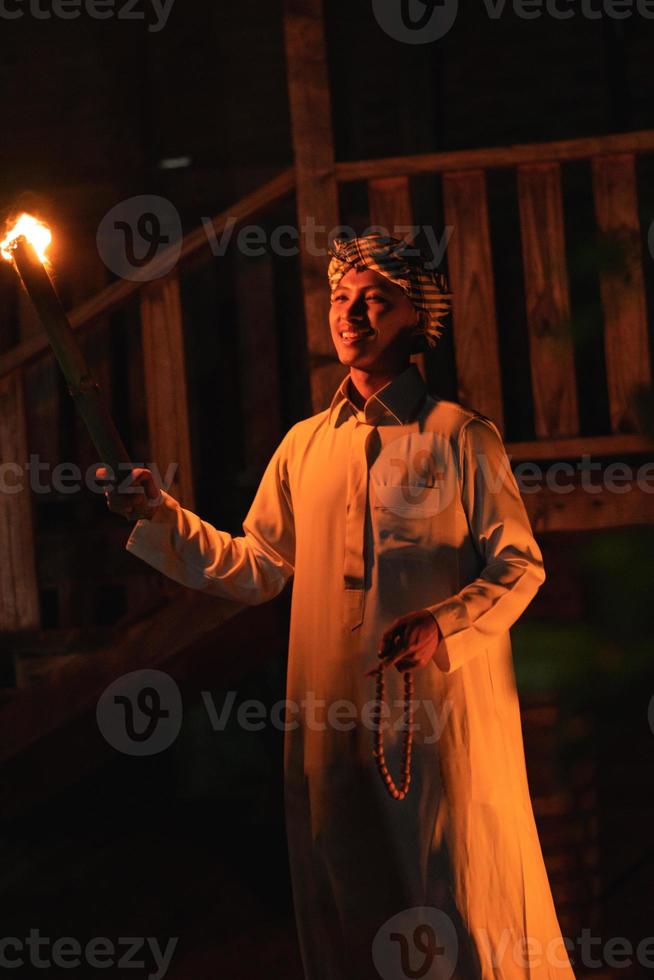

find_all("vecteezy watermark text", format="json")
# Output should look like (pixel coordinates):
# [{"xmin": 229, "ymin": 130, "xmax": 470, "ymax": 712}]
[
  {"xmin": 95, "ymin": 194, "xmax": 454, "ymax": 282},
  {"xmin": 507, "ymin": 454, "xmax": 654, "ymax": 495},
  {"xmin": 372, "ymin": 0, "xmax": 654, "ymax": 45},
  {"xmin": 0, "ymin": 0, "xmax": 175, "ymax": 31},
  {"xmin": 96, "ymin": 670, "xmax": 456, "ymax": 756},
  {"xmin": 201, "ymin": 690, "xmax": 453, "ymax": 742},
  {"xmin": 202, "ymin": 217, "xmax": 452, "ymax": 267},
  {"xmin": 375, "ymin": 907, "xmax": 654, "ymax": 980},
  {"xmin": 0, "ymin": 930, "xmax": 178, "ymax": 979},
  {"xmin": 2, "ymin": 453, "xmax": 654, "ymax": 500},
  {"xmin": 0, "ymin": 456, "xmax": 177, "ymax": 496}
]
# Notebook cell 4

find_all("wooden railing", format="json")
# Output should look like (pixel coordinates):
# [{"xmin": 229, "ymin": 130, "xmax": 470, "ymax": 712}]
[
  {"xmin": 0, "ymin": 169, "xmax": 295, "ymax": 638},
  {"xmin": 335, "ymin": 129, "xmax": 654, "ymax": 457},
  {"xmin": 1, "ymin": 130, "xmax": 654, "ymax": 643},
  {"xmin": 0, "ymin": 169, "xmax": 295, "ymax": 380}
]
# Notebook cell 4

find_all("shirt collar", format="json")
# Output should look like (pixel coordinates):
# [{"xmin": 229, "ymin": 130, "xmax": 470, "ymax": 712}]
[{"xmin": 327, "ymin": 362, "xmax": 428, "ymax": 427}]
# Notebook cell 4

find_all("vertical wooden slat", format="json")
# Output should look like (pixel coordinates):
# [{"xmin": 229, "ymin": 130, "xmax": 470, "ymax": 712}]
[
  {"xmin": 367, "ymin": 176, "xmax": 426, "ymax": 381},
  {"xmin": 140, "ymin": 273, "xmax": 195, "ymax": 511},
  {"xmin": 592, "ymin": 153, "xmax": 651, "ymax": 433},
  {"xmin": 442, "ymin": 170, "xmax": 504, "ymax": 430},
  {"xmin": 234, "ymin": 253, "xmax": 282, "ymax": 476},
  {"xmin": 368, "ymin": 176, "xmax": 413, "ymax": 239},
  {"xmin": 0, "ymin": 370, "xmax": 40, "ymax": 631},
  {"xmin": 283, "ymin": 0, "xmax": 342, "ymax": 413},
  {"xmin": 517, "ymin": 163, "xmax": 579, "ymax": 438}
]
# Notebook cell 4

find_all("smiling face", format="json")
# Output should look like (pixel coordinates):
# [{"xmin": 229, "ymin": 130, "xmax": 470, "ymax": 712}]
[{"xmin": 329, "ymin": 266, "xmax": 420, "ymax": 373}]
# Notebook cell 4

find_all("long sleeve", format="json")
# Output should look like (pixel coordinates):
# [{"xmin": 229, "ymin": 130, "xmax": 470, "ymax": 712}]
[
  {"xmin": 125, "ymin": 430, "xmax": 295, "ymax": 605},
  {"xmin": 425, "ymin": 415, "xmax": 546, "ymax": 674}
]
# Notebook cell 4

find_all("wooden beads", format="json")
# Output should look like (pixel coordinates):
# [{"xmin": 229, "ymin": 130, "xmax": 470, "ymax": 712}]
[{"xmin": 372, "ymin": 665, "xmax": 414, "ymax": 801}]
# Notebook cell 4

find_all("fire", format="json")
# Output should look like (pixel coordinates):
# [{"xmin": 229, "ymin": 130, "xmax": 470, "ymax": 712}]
[{"xmin": 0, "ymin": 213, "xmax": 52, "ymax": 263}]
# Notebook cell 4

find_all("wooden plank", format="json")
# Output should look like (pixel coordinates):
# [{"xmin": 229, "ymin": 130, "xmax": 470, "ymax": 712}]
[
  {"xmin": 336, "ymin": 129, "xmax": 654, "ymax": 183},
  {"xmin": 0, "ymin": 169, "xmax": 295, "ymax": 382},
  {"xmin": 523, "ymin": 480, "xmax": 654, "ymax": 533},
  {"xmin": 233, "ymin": 253, "xmax": 282, "ymax": 477},
  {"xmin": 6, "ymin": 627, "xmax": 119, "ymax": 688},
  {"xmin": 517, "ymin": 163, "xmax": 579, "ymax": 438},
  {"xmin": 1, "ymin": 626, "xmax": 116, "ymax": 656},
  {"xmin": 0, "ymin": 370, "xmax": 40, "ymax": 631},
  {"xmin": 367, "ymin": 176, "xmax": 426, "ymax": 382},
  {"xmin": 592, "ymin": 153, "xmax": 651, "ymax": 433},
  {"xmin": 367, "ymin": 176, "xmax": 413, "ymax": 239},
  {"xmin": 442, "ymin": 170, "xmax": 504, "ymax": 430},
  {"xmin": 283, "ymin": 0, "xmax": 342, "ymax": 413},
  {"xmin": 505, "ymin": 432, "xmax": 653, "ymax": 461},
  {"xmin": 139, "ymin": 273, "xmax": 195, "ymax": 511}
]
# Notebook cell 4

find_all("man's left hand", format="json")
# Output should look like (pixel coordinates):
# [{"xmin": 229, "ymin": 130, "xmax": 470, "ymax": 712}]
[{"xmin": 366, "ymin": 610, "xmax": 442, "ymax": 676}]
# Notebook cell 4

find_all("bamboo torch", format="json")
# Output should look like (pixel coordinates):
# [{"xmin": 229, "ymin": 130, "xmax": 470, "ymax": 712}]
[{"xmin": 1, "ymin": 213, "xmax": 133, "ymax": 486}]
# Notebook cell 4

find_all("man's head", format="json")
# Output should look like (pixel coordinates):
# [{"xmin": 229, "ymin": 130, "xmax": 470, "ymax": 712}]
[
  {"xmin": 328, "ymin": 266, "xmax": 420, "ymax": 371},
  {"xmin": 327, "ymin": 235, "xmax": 451, "ymax": 373}
]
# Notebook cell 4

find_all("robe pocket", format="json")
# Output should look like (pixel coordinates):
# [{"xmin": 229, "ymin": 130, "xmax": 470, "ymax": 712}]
[
  {"xmin": 372, "ymin": 483, "xmax": 443, "ymax": 522},
  {"xmin": 372, "ymin": 485, "xmax": 442, "ymax": 559}
]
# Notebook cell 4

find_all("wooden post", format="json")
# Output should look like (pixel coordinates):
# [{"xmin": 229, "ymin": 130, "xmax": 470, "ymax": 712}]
[
  {"xmin": 442, "ymin": 170, "xmax": 504, "ymax": 431},
  {"xmin": 592, "ymin": 153, "xmax": 651, "ymax": 433},
  {"xmin": 517, "ymin": 163, "xmax": 579, "ymax": 439},
  {"xmin": 283, "ymin": 0, "xmax": 343, "ymax": 413},
  {"xmin": 234, "ymin": 253, "xmax": 282, "ymax": 476},
  {"xmin": 140, "ymin": 273, "xmax": 195, "ymax": 511},
  {"xmin": 0, "ymin": 369, "xmax": 40, "ymax": 632},
  {"xmin": 367, "ymin": 176, "xmax": 426, "ymax": 381},
  {"xmin": 368, "ymin": 177, "xmax": 413, "ymax": 241}
]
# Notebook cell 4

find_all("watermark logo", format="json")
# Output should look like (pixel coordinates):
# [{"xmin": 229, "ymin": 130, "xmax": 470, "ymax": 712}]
[
  {"xmin": 0, "ymin": 456, "xmax": 177, "ymax": 497},
  {"xmin": 0, "ymin": 0, "xmax": 176, "ymax": 31},
  {"xmin": 0, "ymin": 930, "xmax": 178, "ymax": 979},
  {"xmin": 371, "ymin": 434, "xmax": 458, "ymax": 519},
  {"xmin": 96, "ymin": 195, "xmax": 182, "ymax": 281},
  {"xmin": 372, "ymin": 0, "xmax": 654, "ymax": 43},
  {"xmin": 96, "ymin": 199, "xmax": 452, "ymax": 282},
  {"xmin": 473, "ymin": 926, "xmax": 654, "ymax": 971},
  {"xmin": 3, "ymin": 451, "xmax": 654, "ymax": 501},
  {"xmin": 97, "ymin": 681, "xmax": 454, "ymax": 752},
  {"xmin": 203, "ymin": 217, "xmax": 451, "ymax": 266},
  {"xmin": 372, "ymin": 0, "xmax": 458, "ymax": 43},
  {"xmin": 372, "ymin": 907, "xmax": 459, "ymax": 980},
  {"xmin": 97, "ymin": 669, "xmax": 182, "ymax": 756}
]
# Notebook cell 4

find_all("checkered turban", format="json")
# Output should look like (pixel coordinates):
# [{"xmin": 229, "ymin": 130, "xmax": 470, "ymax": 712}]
[{"xmin": 327, "ymin": 234, "xmax": 452, "ymax": 349}]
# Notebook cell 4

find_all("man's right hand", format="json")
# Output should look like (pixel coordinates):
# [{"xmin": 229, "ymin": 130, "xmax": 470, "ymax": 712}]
[{"xmin": 96, "ymin": 465, "xmax": 163, "ymax": 522}]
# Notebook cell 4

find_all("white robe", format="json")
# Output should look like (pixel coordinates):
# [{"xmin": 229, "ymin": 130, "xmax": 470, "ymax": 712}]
[{"xmin": 125, "ymin": 362, "xmax": 576, "ymax": 980}]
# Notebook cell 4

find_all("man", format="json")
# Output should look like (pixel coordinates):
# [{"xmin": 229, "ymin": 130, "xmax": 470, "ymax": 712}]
[{"xmin": 102, "ymin": 235, "xmax": 575, "ymax": 980}]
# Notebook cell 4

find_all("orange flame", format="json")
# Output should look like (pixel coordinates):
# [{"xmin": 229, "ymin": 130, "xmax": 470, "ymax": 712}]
[{"xmin": 0, "ymin": 213, "xmax": 52, "ymax": 263}]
